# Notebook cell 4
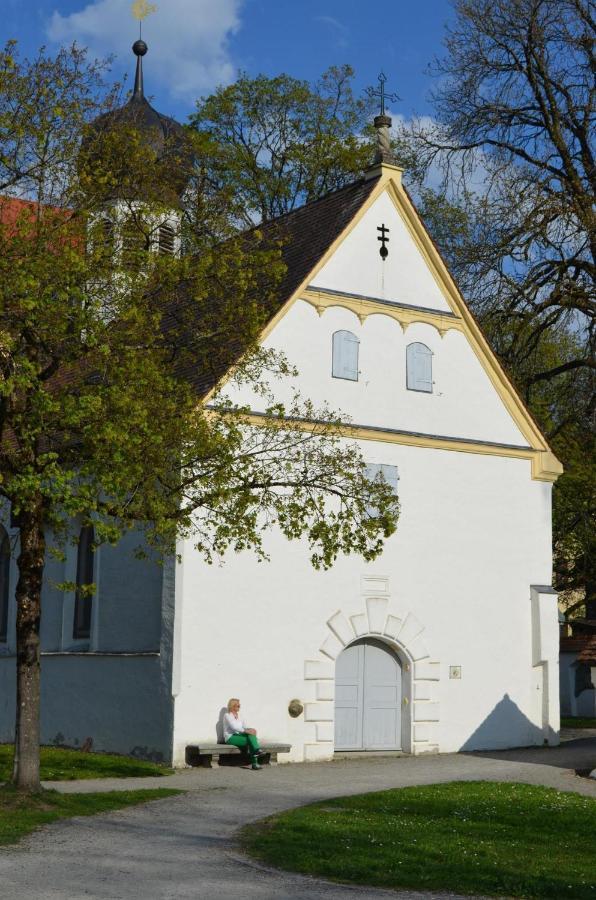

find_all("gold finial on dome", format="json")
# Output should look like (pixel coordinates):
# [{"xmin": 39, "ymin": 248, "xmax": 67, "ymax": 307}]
[{"xmin": 132, "ymin": 0, "xmax": 157, "ymax": 21}]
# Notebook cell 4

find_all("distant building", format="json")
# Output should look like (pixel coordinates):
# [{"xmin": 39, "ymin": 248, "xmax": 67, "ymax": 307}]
[{"xmin": 560, "ymin": 608, "xmax": 596, "ymax": 718}]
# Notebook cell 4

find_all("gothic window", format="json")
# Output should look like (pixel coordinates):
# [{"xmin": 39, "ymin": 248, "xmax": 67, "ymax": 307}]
[
  {"xmin": 0, "ymin": 527, "xmax": 10, "ymax": 643},
  {"xmin": 406, "ymin": 342, "xmax": 433, "ymax": 393},
  {"xmin": 73, "ymin": 525, "xmax": 95, "ymax": 641},
  {"xmin": 332, "ymin": 330, "xmax": 360, "ymax": 381},
  {"xmin": 158, "ymin": 222, "xmax": 176, "ymax": 255}
]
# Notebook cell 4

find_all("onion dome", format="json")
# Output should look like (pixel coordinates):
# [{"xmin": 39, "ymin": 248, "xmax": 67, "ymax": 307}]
[{"xmin": 83, "ymin": 41, "xmax": 192, "ymax": 201}]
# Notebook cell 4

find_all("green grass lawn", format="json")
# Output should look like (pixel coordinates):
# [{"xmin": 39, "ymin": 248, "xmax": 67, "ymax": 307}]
[
  {"xmin": 242, "ymin": 781, "xmax": 596, "ymax": 899},
  {"xmin": 561, "ymin": 716, "xmax": 596, "ymax": 729},
  {"xmin": 0, "ymin": 784, "xmax": 181, "ymax": 846},
  {"xmin": 0, "ymin": 745, "xmax": 174, "ymax": 782}
]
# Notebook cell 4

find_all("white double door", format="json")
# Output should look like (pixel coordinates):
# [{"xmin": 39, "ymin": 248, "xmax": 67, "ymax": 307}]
[{"xmin": 334, "ymin": 638, "xmax": 402, "ymax": 751}]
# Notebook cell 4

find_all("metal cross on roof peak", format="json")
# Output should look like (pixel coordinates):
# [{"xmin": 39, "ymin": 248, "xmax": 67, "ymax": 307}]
[{"xmin": 367, "ymin": 72, "xmax": 400, "ymax": 117}]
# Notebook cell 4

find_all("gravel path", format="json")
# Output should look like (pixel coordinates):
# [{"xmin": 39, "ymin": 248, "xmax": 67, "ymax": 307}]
[{"xmin": 1, "ymin": 738, "xmax": 595, "ymax": 900}]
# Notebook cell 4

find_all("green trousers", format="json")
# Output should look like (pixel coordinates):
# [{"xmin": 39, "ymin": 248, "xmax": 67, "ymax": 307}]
[{"xmin": 226, "ymin": 732, "xmax": 261, "ymax": 758}]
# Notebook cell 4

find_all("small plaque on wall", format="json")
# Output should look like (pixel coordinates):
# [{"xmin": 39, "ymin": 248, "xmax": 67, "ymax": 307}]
[{"xmin": 449, "ymin": 666, "xmax": 462, "ymax": 679}]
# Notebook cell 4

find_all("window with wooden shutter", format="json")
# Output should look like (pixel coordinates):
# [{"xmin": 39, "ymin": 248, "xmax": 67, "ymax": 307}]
[
  {"xmin": 406, "ymin": 342, "xmax": 433, "ymax": 392},
  {"xmin": 121, "ymin": 217, "xmax": 148, "ymax": 269},
  {"xmin": 158, "ymin": 222, "xmax": 176, "ymax": 255},
  {"xmin": 0, "ymin": 527, "xmax": 10, "ymax": 643},
  {"xmin": 73, "ymin": 525, "xmax": 95, "ymax": 641},
  {"xmin": 364, "ymin": 464, "xmax": 399, "ymax": 517},
  {"xmin": 332, "ymin": 330, "xmax": 360, "ymax": 381}
]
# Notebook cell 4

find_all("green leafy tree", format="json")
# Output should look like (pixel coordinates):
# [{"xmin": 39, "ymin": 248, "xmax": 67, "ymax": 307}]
[
  {"xmin": 189, "ymin": 67, "xmax": 375, "ymax": 227},
  {"xmin": 0, "ymin": 44, "xmax": 399, "ymax": 793}
]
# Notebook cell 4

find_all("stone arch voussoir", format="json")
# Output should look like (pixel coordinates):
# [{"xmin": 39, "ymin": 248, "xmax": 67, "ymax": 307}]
[{"xmin": 303, "ymin": 594, "xmax": 440, "ymax": 760}]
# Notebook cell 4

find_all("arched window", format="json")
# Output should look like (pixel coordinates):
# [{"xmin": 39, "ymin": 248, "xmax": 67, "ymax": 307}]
[
  {"xmin": 73, "ymin": 525, "xmax": 95, "ymax": 641},
  {"xmin": 158, "ymin": 222, "xmax": 176, "ymax": 255},
  {"xmin": 332, "ymin": 330, "xmax": 360, "ymax": 381},
  {"xmin": 89, "ymin": 217, "xmax": 114, "ymax": 264},
  {"xmin": 406, "ymin": 342, "xmax": 433, "ymax": 393},
  {"xmin": 99, "ymin": 217, "xmax": 114, "ymax": 257},
  {"xmin": 0, "ymin": 527, "xmax": 10, "ymax": 643}
]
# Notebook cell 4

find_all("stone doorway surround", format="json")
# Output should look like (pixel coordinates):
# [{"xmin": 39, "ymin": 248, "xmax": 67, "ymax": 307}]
[{"xmin": 303, "ymin": 578, "xmax": 439, "ymax": 760}]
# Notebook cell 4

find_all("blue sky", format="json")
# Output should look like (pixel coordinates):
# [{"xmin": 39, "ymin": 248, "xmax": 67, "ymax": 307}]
[{"xmin": 3, "ymin": 1, "xmax": 456, "ymax": 123}]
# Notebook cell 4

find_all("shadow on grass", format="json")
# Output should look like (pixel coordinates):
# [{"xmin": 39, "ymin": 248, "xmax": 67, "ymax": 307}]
[
  {"xmin": 0, "ymin": 745, "xmax": 174, "ymax": 782},
  {"xmin": 0, "ymin": 784, "xmax": 181, "ymax": 847}
]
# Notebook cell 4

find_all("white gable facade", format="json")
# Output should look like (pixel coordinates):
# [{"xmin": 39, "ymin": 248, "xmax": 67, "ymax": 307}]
[{"xmin": 169, "ymin": 165, "xmax": 561, "ymax": 765}]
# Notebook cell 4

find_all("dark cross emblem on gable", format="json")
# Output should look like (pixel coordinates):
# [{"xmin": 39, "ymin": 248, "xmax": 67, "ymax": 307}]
[{"xmin": 377, "ymin": 223, "xmax": 390, "ymax": 259}]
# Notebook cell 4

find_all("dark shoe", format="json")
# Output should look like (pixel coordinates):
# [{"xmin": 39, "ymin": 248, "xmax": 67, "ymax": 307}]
[
  {"xmin": 251, "ymin": 762, "xmax": 262, "ymax": 770},
  {"xmin": 253, "ymin": 749, "xmax": 267, "ymax": 757}
]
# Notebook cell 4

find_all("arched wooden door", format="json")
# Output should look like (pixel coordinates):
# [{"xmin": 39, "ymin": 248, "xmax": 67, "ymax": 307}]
[{"xmin": 335, "ymin": 638, "xmax": 402, "ymax": 751}]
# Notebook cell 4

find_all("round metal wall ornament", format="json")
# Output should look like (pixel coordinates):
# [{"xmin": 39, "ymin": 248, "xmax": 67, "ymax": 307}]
[{"xmin": 288, "ymin": 699, "xmax": 304, "ymax": 718}]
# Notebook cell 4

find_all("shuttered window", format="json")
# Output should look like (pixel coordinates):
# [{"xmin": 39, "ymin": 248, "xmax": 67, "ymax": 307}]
[
  {"xmin": 0, "ymin": 527, "xmax": 10, "ymax": 643},
  {"xmin": 332, "ymin": 330, "xmax": 360, "ymax": 381},
  {"xmin": 158, "ymin": 222, "xmax": 176, "ymax": 255},
  {"xmin": 364, "ymin": 464, "xmax": 399, "ymax": 517},
  {"xmin": 406, "ymin": 342, "xmax": 433, "ymax": 392},
  {"xmin": 73, "ymin": 525, "xmax": 95, "ymax": 641},
  {"xmin": 121, "ymin": 217, "xmax": 147, "ymax": 269}
]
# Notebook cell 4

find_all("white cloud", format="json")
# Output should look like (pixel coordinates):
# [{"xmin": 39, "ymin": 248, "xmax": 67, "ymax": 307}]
[
  {"xmin": 314, "ymin": 15, "xmax": 348, "ymax": 49},
  {"xmin": 393, "ymin": 113, "xmax": 494, "ymax": 198},
  {"xmin": 47, "ymin": 0, "xmax": 243, "ymax": 103}
]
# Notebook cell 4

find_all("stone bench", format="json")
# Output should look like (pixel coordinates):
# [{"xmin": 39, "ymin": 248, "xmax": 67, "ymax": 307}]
[{"xmin": 185, "ymin": 742, "xmax": 291, "ymax": 768}]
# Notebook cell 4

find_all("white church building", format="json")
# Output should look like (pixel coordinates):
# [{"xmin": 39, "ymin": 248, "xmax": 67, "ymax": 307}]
[{"xmin": 0, "ymin": 43, "xmax": 563, "ymax": 765}]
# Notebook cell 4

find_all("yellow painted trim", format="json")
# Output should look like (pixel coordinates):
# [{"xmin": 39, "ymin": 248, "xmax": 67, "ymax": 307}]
[
  {"xmin": 531, "ymin": 451, "xmax": 564, "ymax": 482},
  {"xmin": 301, "ymin": 287, "xmax": 463, "ymax": 337},
  {"xmin": 240, "ymin": 411, "xmax": 562, "ymax": 482},
  {"xmin": 365, "ymin": 161, "xmax": 404, "ymax": 182},
  {"xmin": 379, "ymin": 170, "xmax": 556, "ymax": 459}
]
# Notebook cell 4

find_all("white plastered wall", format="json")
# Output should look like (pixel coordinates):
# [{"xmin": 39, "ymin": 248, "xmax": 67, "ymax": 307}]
[
  {"xmin": 172, "ymin": 182, "xmax": 557, "ymax": 764},
  {"xmin": 171, "ymin": 444, "xmax": 555, "ymax": 765},
  {"xmin": 311, "ymin": 191, "xmax": 452, "ymax": 311},
  {"xmin": 225, "ymin": 299, "xmax": 527, "ymax": 447}
]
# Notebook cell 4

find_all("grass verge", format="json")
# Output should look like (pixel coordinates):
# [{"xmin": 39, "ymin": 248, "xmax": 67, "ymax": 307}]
[
  {"xmin": 561, "ymin": 716, "xmax": 596, "ymax": 729},
  {"xmin": 0, "ymin": 784, "xmax": 181, "ymax": 847},
  {"xmin": 0, "ymin": 745, "xmax": 174, "ymax": 782},
  {"xmin": 242, "ymin": 781, "xmax": 596, "ymax": 899}
]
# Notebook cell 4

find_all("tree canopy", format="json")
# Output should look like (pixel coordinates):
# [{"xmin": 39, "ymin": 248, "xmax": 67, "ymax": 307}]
[
  {"xmin": 189, "ymin": 67, "xmax": 375, "ymax": 227},
  {"xmin": 0, "ymin": 43, "xmax": 399, "ymax": 791}
]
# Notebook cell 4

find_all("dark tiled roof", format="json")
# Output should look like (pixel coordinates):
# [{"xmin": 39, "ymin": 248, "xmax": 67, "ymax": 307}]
[
  {"xmin": 257, "ymin": 176, "xmax": 380, "ymax": 313},
  {"xmin": 185, "ymin": 176, "xmax": 380, "ymax": 398},
  {"xmin": 561, "ymin": 633, "xmax": 596, "ymax": 665}
]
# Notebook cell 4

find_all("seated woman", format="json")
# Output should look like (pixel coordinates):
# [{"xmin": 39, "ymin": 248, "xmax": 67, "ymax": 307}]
[{"xmin": 223, "ymin": 698, "xmax": 264, "ymax": 770}]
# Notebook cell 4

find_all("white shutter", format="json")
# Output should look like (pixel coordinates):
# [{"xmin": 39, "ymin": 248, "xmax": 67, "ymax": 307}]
[
  {"xmin": 406, "ymin": 343, "xmax": 432, "ymax": 392},
  {"xmin": 332, "ymin": 331, "xmax": 359, "ymax": 381},
  {"xmin": 379, "ymin": 464, "xmax": 399, "ymax": 493}
]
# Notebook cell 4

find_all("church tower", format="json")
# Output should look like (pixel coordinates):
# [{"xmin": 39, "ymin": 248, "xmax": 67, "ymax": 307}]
[{"xmin": 84, "ymin": 39, "xmax": 192, "ymax": 264}]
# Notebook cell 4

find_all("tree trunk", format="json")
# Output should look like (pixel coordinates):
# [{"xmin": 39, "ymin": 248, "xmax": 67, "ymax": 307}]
[{"xmin": 12, "ymin": 501, "xmax": 45, "ymax": 792}]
